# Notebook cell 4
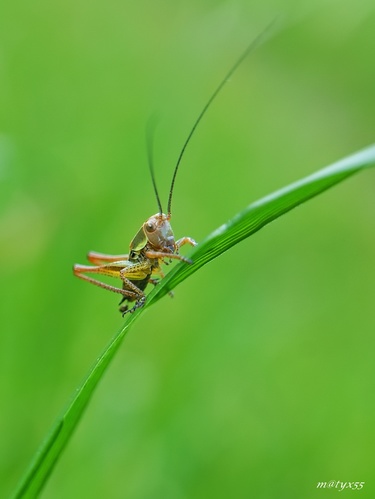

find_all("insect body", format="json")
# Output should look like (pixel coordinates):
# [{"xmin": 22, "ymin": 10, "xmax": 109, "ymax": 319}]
[
  {"xmin": 73, "ymin": 214, "xmax": 196, "ymax": 314},
  {"xmin": 73, "ymin": 25, "xmax": 272, "ymax": 314}
]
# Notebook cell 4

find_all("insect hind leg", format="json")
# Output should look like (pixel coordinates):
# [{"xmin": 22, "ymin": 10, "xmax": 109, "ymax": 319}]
[
  {"xmin": 87, "ymin": 251, "xmax": 129, "ymax": 265},
  {"xmin": 118, "ymin": 270, "xmax": 151, "ymax": 315},
  {"xmin": 74, "ymin": 262, "xmax": 146, "ymax": 314},
  {"xmin": 73, "ymin": 265, "xmax": 139, "ymax": 299},
  {"xmin": 120, "ymin": 296, "xmax": 146, "ymax": 316}
]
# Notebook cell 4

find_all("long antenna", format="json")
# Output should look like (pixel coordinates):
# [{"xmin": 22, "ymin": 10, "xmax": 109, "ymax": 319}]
[
  {"xmin": 167, "ymin": 20, "xmax": 277, "ymax": 216},
  {"xmin": 146, "ymin": 115, "xmax": 163, "ymax": 214}
]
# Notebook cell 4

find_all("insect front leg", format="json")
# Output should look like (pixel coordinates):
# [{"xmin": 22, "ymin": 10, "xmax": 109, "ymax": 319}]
[
  {"xmin": 144, "ymin": 250, "xmax": 193, "ymax": 264},
  {"xmin": 175, "ymin": 236, "xmax": 197, "ymax": 249}
]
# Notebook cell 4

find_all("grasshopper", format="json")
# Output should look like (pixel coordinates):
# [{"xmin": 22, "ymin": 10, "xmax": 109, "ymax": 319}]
[
  {"xmin": 73, "ymin": 215, "xmax": 196, "ymax": 315},
  {"xmin": 73, "ymin": 25, "xmax": 272, "ymax": 314}
]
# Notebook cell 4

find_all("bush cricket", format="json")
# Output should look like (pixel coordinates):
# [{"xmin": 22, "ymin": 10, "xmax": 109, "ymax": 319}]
[{"xmin": 73, "ymin": 25, "xmax": 272, "ymax": 314}]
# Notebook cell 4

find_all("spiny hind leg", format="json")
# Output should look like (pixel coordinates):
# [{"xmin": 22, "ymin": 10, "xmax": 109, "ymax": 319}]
[
  {"xmin": 74, "ymin": 262, "xmax": 146, "ymax": 313},
  {"xmin": 74, "ymin": 260, "xmax": 153, "ymax": 315},
  {"xmin": 118, "ymin": 262, "xmax": 157, "ymax": 315},
  {"xmin": 119, "ymin": 296, "xmax": 146, "ymax": 316},
  {"xmin": 87, "ymin": 251, "xmax": 129, "ymax": 265},
  {"xmin": 73, "ymin": 265, "xmax": 139, "ymax": 300}
]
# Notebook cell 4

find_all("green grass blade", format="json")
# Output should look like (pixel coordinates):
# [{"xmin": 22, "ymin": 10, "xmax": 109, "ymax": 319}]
[
  {"xmin": 145, "ymin": 144, "xmax": 375, "ymax": 305},
  {"xmin": 12, "ymin": 144, "xmax": 375, "ymax": 498}
]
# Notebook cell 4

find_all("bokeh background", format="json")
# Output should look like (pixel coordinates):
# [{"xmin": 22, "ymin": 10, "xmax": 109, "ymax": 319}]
[{"xmin": 1, "ymin": 0, "xmax": 375, "ymax": 497}]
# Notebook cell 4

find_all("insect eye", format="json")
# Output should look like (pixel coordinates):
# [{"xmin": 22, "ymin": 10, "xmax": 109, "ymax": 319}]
[{"xmin": 146, "ymin": 221, "xmax": 156, "ymax": 232}]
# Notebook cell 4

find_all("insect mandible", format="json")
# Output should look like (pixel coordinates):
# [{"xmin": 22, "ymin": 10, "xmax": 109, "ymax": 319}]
[{"xmin": 73, "ymin": 25, "xmax": 272, "ymax": 315}]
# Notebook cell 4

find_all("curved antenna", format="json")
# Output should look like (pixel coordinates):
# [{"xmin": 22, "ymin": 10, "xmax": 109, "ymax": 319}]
[
  {"xmin": 167, "ymin": 19, "xmax": 277, "ymax": 216},
  {"xmin": 146, "ymin": 114, "xmax": 163, "ymax": 214}
]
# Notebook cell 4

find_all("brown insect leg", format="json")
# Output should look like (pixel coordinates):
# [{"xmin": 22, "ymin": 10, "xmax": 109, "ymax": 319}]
[
  {"xmin": 73, "ymin": 265, "xmax": 138, "ymax": 299},
  {"xmin": 144, "ymin": 250, "xmax": 193, "ymax": 264},
  {"xmin": 119, "ymin": 274, "xmax": 146, "ymax": 298},
  {"xmin": 120, "ymin": 296, "xmax": 146, "ymax": 316},
  {"xmin": 73, "ymin": 262, "xmax": 146, "ymax": 303},
  {"xmin": 117, "ymin": 264, "xmax": 151, "ymax": 316},
  {"xmin": 117, "ymin": 261, "xmax": 156, "ymax": 315},
  {"xmin": 87, "ymin": 251, "xmax": 129, "ymax": 264}
]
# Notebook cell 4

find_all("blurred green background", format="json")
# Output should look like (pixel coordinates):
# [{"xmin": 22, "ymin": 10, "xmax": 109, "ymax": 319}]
[{"xmin": 1, "ymin": 0, "xmax": 375, "ymax": 497}]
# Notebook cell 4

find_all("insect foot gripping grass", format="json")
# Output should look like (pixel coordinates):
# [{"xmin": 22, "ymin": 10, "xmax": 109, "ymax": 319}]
[{"xmin": 73, "ymin": 24, "xmax": 273, "ymax": 314}]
